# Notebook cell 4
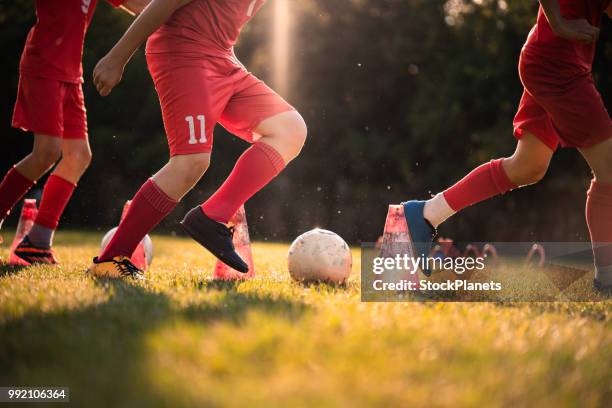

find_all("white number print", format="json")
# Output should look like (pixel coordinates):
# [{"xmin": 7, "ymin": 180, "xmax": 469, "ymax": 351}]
[
  {"xmin": 246, "ymin": 0, "xmax": 258, "ymax": 17},
  {"xmin": 81, "ymin": 0, "xmax": 91, "ymax": 14},
  {"xmin": 185, "ymin": 115, "xmax": 207, "ymax": 145}
]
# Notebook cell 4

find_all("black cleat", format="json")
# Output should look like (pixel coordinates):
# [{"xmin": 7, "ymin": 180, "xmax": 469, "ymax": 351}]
[
  {"xmin": 593, "ymin": 279, "xmax": 612, "ymax": 297},
  {"xmin": 14, "ymin": 236, "xmax": 59, "ymax": 265},
  {"xmin": 180, "ymin": 207, "xmax": 249, "ymax": 273}
]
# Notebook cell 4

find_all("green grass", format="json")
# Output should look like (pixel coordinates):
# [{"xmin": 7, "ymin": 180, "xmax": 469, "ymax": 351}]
[{"xmin": 0, "ymin": 232, "xmax": 610, "ymax": 407}]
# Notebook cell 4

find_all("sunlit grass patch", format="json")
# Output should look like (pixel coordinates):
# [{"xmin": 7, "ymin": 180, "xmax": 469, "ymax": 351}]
[{"xmin": 0, "ymin": 231, "xmax": 610, "ymax": 407}]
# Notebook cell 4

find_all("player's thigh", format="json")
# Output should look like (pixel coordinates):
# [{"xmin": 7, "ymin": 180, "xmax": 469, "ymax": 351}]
[
  {"xmin": 147, "ymin": 55, "xmax": 231, "ymax": 156},
  {"xmin": 505, "ymin": 130, "xmax": 554, "ymax": 186},
  {"xmin": 12, "ymin": 75, "xmax": 65, "ymax": 138},
  {"xmin": 220, "ymin": 74, "xmax": 296, "ymax": 144}
]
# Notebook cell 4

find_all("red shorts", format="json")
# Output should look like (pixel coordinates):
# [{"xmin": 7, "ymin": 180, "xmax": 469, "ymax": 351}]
[
  {"xmin": 513, "ymin": 53, "xmax": 612, "ymax": 150},
  {"xmin": 12, "ymin": 75, "xmax": 88, "ymax": 139},
  {"xmin": 147, "ymin": 54, "xmax": 295, "ymax": 156}
]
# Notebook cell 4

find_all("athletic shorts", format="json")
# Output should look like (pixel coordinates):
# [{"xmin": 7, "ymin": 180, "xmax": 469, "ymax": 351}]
[
  {"xmin": 12, "ymin": 75, "xmax": 88, "ymax": 139},
  {"xmin": 146, "ymin": 53, "xmax": 295, "ymax": 156},
  {"xmin": 513, "ymin": 53, "xmax": 612, "ymax": 151}
]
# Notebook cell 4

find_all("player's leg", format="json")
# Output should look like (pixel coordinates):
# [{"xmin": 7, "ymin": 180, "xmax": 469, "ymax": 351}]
[
  {"xmin": 181, "ymin": 110, "xmax": 305, "ymax": 273},
  {"xmin": 402, "ymin": 133, "xmax": 553, "ymax": 274},
  {"xmin": 0, "ymin": 134, "xmax": 62, "ymax": 230},
  {"xmin": 523, "ymin": 68, "xmax": 612, "ymax": 292},
  {"xmin": 181, "ymin": 76, "xmax": 305, "ymax": 272},
  {"xmin": 96, "ymin": 153, "xmax": 210, "ymax": 265},
  {"xmin": 200, "ymin": 110, "xmax": 306, "ymax": 223},
  {"xmin": 579, "ymin": 138, "xmax": 612, "ymax": 291},
  {"xmin": 19, "ymin": 139, "xmax": 90, "ymax": 254},
  {"xmin": 1, "ymin": 75, "xmax": 64, "ymax": 236},
  {"xmin": 14, "ymin": 83, "xmax": 92, "ymax": 264},
  {"xmin": 423, "ymin": 132, "xmax": 553, "ymax": 229},
  {"xmin": 200, "ymin": 75, "xmax": 306, "ymax": 224},
  {"xmin": 88, "ymin": 54, "xmax": 221, "ymax": 278},
  {"xmin": 401, "ymin": 90, "xmax": 556, "ymax": 274}
]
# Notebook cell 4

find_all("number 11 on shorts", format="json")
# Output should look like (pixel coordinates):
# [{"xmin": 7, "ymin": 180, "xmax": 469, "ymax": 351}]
[{"xmin": 186, "ymin": 115, "xmax": 206, "ymax": 145}]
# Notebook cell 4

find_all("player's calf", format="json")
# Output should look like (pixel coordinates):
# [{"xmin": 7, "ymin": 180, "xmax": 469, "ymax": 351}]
[
  {"xmin": 581, "ymin": 139, "xmax": 612, "ymax": 292},
  {"xmin": 502, "ymin": 134, "xmax": 553, "ymax": 186},
  {"xmin": 16, "ymin": 134, "xmax": 62, "ymax": 181},
  {"xmin": 54, "ymin": 140, "xmax": 93, "ymax": 183},
  {"xmin": 502, "ymin": 156, "xmax": 549, "ymax": 186}
]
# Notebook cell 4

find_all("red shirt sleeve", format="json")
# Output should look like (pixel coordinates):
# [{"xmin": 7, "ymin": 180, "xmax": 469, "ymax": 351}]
[{"xmin": 105, "ymin": 0, "xmax": 126, "ymax": 7}]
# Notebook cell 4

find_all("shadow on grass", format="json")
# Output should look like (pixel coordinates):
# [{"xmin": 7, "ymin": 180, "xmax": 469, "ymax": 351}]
[
  {"xmin": 0, "ymin": 278, "xmax": 310, "ymax": 407},
  {"xmin": 0, "ymin": 263, "xmax": 27, "ymax": 277},
  {"xmin": 200, "ymin": 279, "xmax": 240, "ymax": 291}
]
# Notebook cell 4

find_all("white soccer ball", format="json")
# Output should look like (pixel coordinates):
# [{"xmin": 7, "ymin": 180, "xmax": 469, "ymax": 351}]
[
  {"xmin": 288, "ymin": 228, "xmax": 352, "ymax": 283},
  {"xmin": 101, "ymin": 227, "xmax": 154, "ymax": 266}
]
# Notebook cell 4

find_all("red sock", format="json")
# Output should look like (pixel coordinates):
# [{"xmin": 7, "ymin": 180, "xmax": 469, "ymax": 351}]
[
  {"xmin": 202, "ymin": 142, "xmax": 286, "ymax": 223},
  {"xmin": 443, "ymin": 159, "xmax": 517, "ymax": 212},
  {"xmin": 99, "ymin": 179, "xmax": 177, "ymax": 261},
  {"xmin": 0, "ymin": 166, "xmax": 34, "ymax": 222},
  {"xmin": 586, "ymin": 180, "xmax": 612, "ymax": 270},
  {"xmin": 34, "ymin": 174, "xmax": 77, "ymax": 229}
]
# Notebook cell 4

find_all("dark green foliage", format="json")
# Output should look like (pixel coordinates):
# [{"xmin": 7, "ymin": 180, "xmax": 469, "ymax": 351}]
[{"xmin": 1, "ymin": 0, "xmax": 610, "ymax": 242}]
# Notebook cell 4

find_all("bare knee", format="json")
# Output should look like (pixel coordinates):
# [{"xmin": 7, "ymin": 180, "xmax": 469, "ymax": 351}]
[
  {"xmin": 283, "ymin": 113, "xmax": 308, "ymax": 159},
  {"xmin": 31, "ymin": 141, "xmax": 62, "ymax": 171},
  {"xmin": 171, "ymin": 154, "xmax": 211, "ymax": 188},
  {"xmin": 61, "ymin": 144, "xmax": 92, "ymax": 173},
  {"xmin": 257, "ymin": 111, "xmax": 307, "ymax": 162},
  {"xmin": 503, "ymin": 155, "xmax": 549, "ymax": 186},
  {"xmin": 152, "ymin": 153, "xmax": 211, "ymax": 201}
]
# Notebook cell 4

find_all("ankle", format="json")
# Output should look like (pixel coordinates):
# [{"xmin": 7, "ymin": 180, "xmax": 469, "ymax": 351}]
[{"xmin": 423, "ymin": 193, "xmax": 456, "ymax": 229}]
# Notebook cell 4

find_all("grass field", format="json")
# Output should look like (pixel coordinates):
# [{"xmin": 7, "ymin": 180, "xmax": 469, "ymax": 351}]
[{"xmin": 0, "ymin": 231, "xmax": 611, "ymax": 407}]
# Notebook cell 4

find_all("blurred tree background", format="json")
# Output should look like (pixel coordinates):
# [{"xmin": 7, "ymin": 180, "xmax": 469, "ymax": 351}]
[{"xmin": 0, "ymin": 0, "xmax": 610, "ymax": 244}]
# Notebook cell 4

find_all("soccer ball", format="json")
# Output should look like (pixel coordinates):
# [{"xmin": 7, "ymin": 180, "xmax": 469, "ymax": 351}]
[
  {"xmin": 288, "ymin": 228, "xmax": 352, "ymax": 283},
  {"xmin": 100, "ymin": 227, "xmax": 154, "ymax": 266}
]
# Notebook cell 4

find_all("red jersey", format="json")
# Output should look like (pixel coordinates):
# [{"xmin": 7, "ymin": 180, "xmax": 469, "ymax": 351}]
[
  {"xmin": 146, "ymin": 0, "xmax": 266, "ymax": 61},
  {"xmin": 522, "ymin": 0, "xmax": 610, "ymax": 73},
  {"xmin": 19, "ymin": 0, "xmax": 125, "ymax": 84}
]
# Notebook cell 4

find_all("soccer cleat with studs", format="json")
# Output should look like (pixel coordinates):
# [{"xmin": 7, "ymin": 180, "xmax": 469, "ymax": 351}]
[
  {"xmin": 13, "ymin": 236, "xmax": 59, "ymax": 265},
  {"xmin": 87, "ymin": 256, "xmax": 145, "ymax": 280}
]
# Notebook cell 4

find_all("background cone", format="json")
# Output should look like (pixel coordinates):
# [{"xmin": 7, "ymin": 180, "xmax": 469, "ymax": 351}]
[
  {"xmin": 379, "ymin": 204, "xmax": 421, "ymax": 288},
  {"xmin": 8, "ymin": 199, "xmax": 38, "ymax": 266},
  {"xmin": 214, "ymin": 205, "xmax": 255, "ymax": 280}
]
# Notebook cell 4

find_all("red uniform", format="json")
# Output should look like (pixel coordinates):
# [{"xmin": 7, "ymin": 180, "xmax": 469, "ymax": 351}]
[
  {"xmin": 145, "ymin": 0, "xmax": 294, "ymax": 156},
  {"xmin": 12, "ymin": 0, "xmax": 125, "ymax": 139},
  {"xmin": 513, "ymin": 0, "xmax": 612, "ymax": 150}
]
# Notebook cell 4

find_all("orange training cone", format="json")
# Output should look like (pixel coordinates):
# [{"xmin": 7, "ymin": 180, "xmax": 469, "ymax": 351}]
[
  {"xmin": 9, "ymin": 199, "xmax": 38, "ymax": 266},
  {"xmin": 379, "ymin": 205, "xmax": 420, "ymax": 288},
  {"xmin": 213, "ymin": 205, "xmax": 254, "ymax": 280}
]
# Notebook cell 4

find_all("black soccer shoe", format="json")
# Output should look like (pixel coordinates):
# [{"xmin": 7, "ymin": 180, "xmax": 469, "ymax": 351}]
[
  {"xmin": 179, "ymin": 207, "xmax": 249, "ymax": 273},
  {"xmin": 593, "ymin": 279, "xmax": 612, "ymax": 297}
]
